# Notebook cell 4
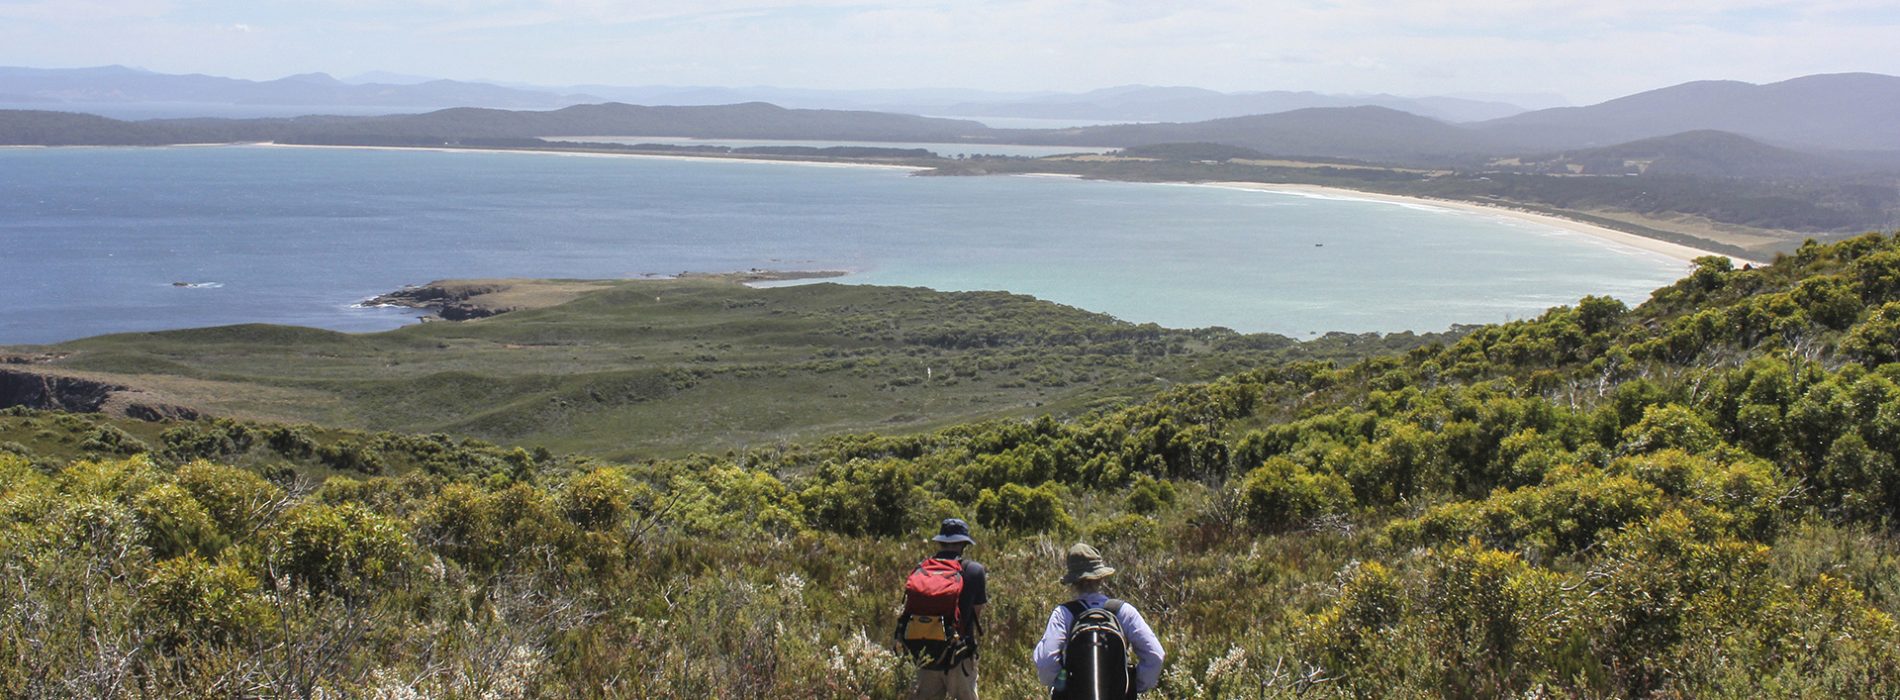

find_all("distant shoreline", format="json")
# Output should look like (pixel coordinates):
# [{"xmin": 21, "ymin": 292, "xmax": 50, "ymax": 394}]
[
  {"xmin": 255, "ymin": 142, "xmax": 1756, "ymax": 266},
  {"xmin": 255, "ymin": 142, "xmax": 933, "ymax": 172},
  {"xmin": 1198, "ymin": 182, "xmax": 1755, "ymax": 266}
]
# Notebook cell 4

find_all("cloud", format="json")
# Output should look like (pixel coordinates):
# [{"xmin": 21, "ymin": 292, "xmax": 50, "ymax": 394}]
[{"xmin": 0, "ymin": 0, "xmax": 174, "ymax": 20}]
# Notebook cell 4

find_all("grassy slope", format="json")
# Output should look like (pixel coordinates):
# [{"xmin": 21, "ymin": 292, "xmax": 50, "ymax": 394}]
[
  {"xmin": 9, "ymin": 279, "xmax": 1441, "ymax": 460},
  {"xmin": 10, "ymin": 235, "xmax": 1900, "ymax": 697}
]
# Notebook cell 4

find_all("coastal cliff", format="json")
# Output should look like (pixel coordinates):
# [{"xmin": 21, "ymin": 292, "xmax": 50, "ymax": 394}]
[{"xmin": 0, "ymin": 367, "xmax": 201, "ymax": 421}]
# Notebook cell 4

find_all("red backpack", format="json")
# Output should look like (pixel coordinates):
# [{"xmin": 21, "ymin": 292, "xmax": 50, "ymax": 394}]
[{"xmin": 897, "ymin": 557, "xmax": 965, "ymax": 668}]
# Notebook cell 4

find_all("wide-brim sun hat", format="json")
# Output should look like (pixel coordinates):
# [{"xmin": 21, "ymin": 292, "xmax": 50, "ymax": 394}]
[
  {"xmin": 1060, "ymin": 543, "xmax": 1116, "ymax": 583},
  {"xmin": 931, "ymin": 518, "xmax": 976, "ymax": 545}
]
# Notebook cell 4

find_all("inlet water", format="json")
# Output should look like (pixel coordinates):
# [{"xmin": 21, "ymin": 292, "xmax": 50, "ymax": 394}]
[{"xmin": 0, "ymin": 146, "xmax": 1688, "ymax": 344}]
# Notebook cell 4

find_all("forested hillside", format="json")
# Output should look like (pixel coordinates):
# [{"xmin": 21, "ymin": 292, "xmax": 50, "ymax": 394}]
[
  {"xmin": 1475, "ymin": 73, "xmax": 1900, "ymax": 152},
  {"xmin": 995, "ymin": 106, "xmax": 1502, "ymax": 165},
  {"xmin": 7, "ymin": 234, "xmax": 1900, "ymax": 697},
  {"xmin": 929, "ymin": 153, "xmax": 1899, "ymax": 252}
]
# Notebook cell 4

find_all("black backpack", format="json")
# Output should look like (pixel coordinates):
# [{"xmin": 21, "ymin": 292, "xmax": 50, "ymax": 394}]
[{"xmin": 1053, "ymin": 599, "xmax": 1135, "ymax": 700}]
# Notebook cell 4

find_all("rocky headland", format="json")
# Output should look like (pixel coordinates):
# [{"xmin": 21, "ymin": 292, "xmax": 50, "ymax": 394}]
[{"xmin": 365, "ymin": 271, "xmax": 847, "ymax": 321}]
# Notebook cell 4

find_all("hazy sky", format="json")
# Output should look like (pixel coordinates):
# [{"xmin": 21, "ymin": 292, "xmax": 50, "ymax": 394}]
[{"xmin": 3, "ymin": 0, "xmax": 1896, "ymax": 103}]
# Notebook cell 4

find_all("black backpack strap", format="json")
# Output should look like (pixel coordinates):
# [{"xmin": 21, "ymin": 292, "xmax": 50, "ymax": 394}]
[
  {"xmin": 1059, "ymin": 600, "xmax": 1090, "ymax": 641},
  {"xmin": 1062, "ymin": 600, "xmax": 1089, "ymax": 621},
  {"xmin": 1102, "ymin": 599, "xmax": 1137, "ymax": 672}
]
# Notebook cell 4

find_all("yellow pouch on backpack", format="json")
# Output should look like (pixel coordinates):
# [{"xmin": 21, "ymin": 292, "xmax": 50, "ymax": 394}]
[{"xmin": 905, "ymin": 615, "xmax": 949, "ymax": 642}]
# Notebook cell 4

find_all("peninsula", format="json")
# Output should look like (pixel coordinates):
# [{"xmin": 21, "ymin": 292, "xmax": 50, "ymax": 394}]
[{"xmin": 8, "ymin": 77, "xmax": 1900, "ymax": 260}]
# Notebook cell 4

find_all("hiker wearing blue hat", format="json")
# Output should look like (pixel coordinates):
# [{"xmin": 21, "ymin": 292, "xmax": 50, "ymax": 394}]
[{"xmin": 895, "ymin": 518, "xmax": 990, "ymax": 699}]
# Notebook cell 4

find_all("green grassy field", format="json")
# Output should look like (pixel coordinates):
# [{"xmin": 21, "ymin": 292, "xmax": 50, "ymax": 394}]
[{"xmin": 5, "ymin": 278, "xmax": 1446, "ymax": 460}]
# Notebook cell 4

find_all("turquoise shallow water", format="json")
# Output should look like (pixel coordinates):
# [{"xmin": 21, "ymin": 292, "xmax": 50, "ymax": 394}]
[{"xmin": 0, "ymin": 146, "xmax": 1688, "ymax": 344}]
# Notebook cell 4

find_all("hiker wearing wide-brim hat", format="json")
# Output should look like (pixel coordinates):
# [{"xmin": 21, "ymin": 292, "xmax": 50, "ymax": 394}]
[
  {"xmin": 896, "ymin": 518, "xmax": 989, "ymax": 700},
  {"xmin": 1058, "ymin": 542, "xmax": 1116, "ymax": 584},
  {"xmin": 1033, "ymin": 544, "xmax": 1165, "ymax": 699},
  {"xmin": 932, "ymin": 518, "xmax": 977, "ymax": 546}
]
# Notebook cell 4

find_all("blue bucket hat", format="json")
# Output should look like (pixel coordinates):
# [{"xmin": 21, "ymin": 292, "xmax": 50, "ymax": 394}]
[{"xmin": 931, "ymin": 518, "xmax": 976, "ymax": 545}]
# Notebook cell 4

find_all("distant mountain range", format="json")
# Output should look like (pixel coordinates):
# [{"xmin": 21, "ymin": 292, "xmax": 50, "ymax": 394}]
[
  {"xmin": 531, "ymin": 82, "xmax": 1537, "ymax": 123},
  {"xmin": 931, "ymin": 85, "xmax": 1530, "ymax": 123},
  {"xmin": 0, "ymin": 102, "xmax": 990, "ymax": 146},
  {"xmin": 0, "ymin": 65, "xmax": 597, "ymax": 111},
  {"xmin": 11, "ymin": 66, "xmax": 1897, "ymax": 156},
  {"xmin": 992, "ymin": 73, "xmax": 1900, "ymax": 164},
  {"xmin": 339, "ymin": 102, "xmax": 989, "ymax": 141},
  {"xmin": 994, "ymin": 106, "xmax": 1503, "ymax": 164},
  {"xmin": 1, "ymin": 66, "xmax": 1530, "ymax": 123},
  {"xmin": 1506, "ymin": 130, "xmax": 1887, "ymax": 180},
  {"xmin": 4, "ymin": 69, "xmax": 1898, "ymax": 182},
  {"xmin": 1478, "ymin": 73, "xmax": 1900, "ymax": 152}
]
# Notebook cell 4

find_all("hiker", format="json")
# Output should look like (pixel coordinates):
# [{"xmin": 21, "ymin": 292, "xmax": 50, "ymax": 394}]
[
  {"xmin": 896, "ymin": 518, "xmax": 989, "ymax": 700},
  {"xmin": 1032, "ymin": 543, "xmax": 1165, "ymax": 699}
]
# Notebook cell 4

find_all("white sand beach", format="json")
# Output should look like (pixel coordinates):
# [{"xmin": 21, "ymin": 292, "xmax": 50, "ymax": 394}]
[
  {"xmin": 1202, "ymin": 181, "xmax": 1764, "ymax": 267},
  {"xmin": 258, "ymin": 142, "xmax": 1760, "ymax": 267}
]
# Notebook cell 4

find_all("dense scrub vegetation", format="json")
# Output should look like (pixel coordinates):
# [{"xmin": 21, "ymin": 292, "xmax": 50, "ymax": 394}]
[
  {"xmin": 928, "ymin": 154, "xmax": 1899, "ymax": 253},
  {"xmin": 9, "ymin": 234, "xmax": 1900, "ymax": 697}
]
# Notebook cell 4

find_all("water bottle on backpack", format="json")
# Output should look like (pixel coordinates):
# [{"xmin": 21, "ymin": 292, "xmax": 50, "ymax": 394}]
[
  {"xmin": 1055, "ymin": 599, "xmax": 1134, "ymax": 699},
  {"xmin": 1033, "ymin": 544, "xmax": 1166, "ymax": 700}
]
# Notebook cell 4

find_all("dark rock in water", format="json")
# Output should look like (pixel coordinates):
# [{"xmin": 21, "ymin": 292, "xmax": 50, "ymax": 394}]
[
  {"xmin": 368, "ymin": 284, "xmax": 495, "ymax": 306},
  {"xmin": 364, "ymin": 283, "xmax": 510, "ymax": 321}
]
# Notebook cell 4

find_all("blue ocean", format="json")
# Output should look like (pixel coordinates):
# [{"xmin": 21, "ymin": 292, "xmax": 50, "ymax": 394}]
[{"xmin": 0, "ymin": 146, "xmax": 1689, "ymax": 345}]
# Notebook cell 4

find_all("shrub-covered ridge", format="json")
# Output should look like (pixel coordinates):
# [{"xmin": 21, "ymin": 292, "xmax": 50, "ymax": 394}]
[{"xmin": 8, "ymin": 234, "xmax": 1900, "ymax": 697}]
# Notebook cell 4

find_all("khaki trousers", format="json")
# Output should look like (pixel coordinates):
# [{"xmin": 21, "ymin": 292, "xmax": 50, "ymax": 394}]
[{"xmin": 907, "ymin": 657, "xmax": 978, "ymax": 700}]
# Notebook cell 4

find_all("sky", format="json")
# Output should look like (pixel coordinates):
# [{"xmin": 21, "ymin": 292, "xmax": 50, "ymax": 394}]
[{"xmin": 2, "ymin": 0, "xmax": 1897, "ymax": 104}]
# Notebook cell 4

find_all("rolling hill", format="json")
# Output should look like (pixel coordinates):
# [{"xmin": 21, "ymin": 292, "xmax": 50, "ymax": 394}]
[
  {"xmin": 0, "ymin": 65, "xmax": 597, "ymax": 110},
  {"xmin": 997, "ymin": 106, "xmax": 1506, "ymax": 165},
  {"xmin": 1476, "ymin": 73, "xmax": 1900, "ymax": 152},
  {"xmin": 933, "ymin": 84, "xmax": 1529, "ymax": 123},
  {"xmin": 1508, "ymin": 130, "xmax": 1891, "ymax": 179},
  {"xmin": 0, "ymin": 102, "xmax": 995, "ymax": 145},
  {"xmin": 0, "ymin": 279, "xmax": 1442, "ymax": 459}
]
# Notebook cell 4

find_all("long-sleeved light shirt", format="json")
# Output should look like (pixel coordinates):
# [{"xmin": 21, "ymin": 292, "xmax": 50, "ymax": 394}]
[{"xmin": 1032, "ymin": 592, "xmax": 1165, "ymax": 692}]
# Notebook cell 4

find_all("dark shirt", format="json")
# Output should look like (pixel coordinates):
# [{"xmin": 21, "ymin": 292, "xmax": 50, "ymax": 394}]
[{"xmin": 935, "ymin": 550, "xmax": 988, "ymax": 640}]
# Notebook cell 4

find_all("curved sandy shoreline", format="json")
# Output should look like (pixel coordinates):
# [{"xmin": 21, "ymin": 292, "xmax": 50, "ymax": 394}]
[
  {"xmin": 1200, "ymin": 182, "xmax": 1758, "ymax": 267},
  {"xmin": 253, "ymin": 142, "xmax": 1754, "ymax": 266}
]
